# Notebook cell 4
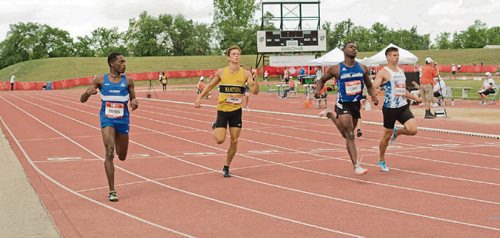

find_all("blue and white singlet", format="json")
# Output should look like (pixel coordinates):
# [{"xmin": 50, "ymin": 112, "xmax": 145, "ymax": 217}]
[
  {"xmin": 381, "ymin": 66, "xmax": 408, "ymax": 109},
  {"xmin": 337, "ymin": 62, "xmax": 365, "ymax": 103},
  {"xmin": 99, "ymin": 74, "xmax": 130, "ymax": 124}
]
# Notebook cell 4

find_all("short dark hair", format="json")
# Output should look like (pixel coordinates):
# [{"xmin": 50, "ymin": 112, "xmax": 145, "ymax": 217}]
[
  {"xmin": 226, "ymin": 46, "xmax": 242, "ymax": 56},
  {"xmin": 342, "ymin": 41, "xmax": 355, "ymax": 50},
  {"xmin": 385, "ymin": 47, "xmax": 399, "ymax": 56},
  {"xmin": 107, "ymin": 52, "xmax": 122, "ymax": 67}
]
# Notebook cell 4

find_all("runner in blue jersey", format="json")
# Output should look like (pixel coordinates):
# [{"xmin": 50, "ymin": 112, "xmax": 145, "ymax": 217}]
[
  {"xmin": 315, "ymin": 42, "xmax": 378, "ymax": 175},
  {"xmin": 80, "ymin": 52, "xmax": 139, "ymax": 201},
  {"xmin": 372, "ymin": 47, "xmax": 421, "ymax": 172}
]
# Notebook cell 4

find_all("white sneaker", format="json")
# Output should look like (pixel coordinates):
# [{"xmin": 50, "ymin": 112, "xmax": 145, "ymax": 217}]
[{"xmin": 354, "ymin": 164, "xmax": 368, "ymax": 175}]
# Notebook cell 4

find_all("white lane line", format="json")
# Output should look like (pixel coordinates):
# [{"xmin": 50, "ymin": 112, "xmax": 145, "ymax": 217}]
[
  {"xmin": 5, "ymin": 96, "xmax": 362, "ymax": 237},
  {"xmin": 47, "ymin": 156, "xmax": 82, "ymax": 161},
  {"xmin": 0, "ymin": 115, "xmax": 194, "ymax": 238},
  {"xmin": 32, "ymin": 94, "xmax": 500, "ymax": 197},
  {"xmin": 23, "ymin": 94, "xmax": 500, "ymax": 229}
]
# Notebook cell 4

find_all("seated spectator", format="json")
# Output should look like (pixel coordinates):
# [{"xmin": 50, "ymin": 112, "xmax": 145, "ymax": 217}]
[
  {"xmin": 197, "ymin": 76, "xmax": 210, "ymax": 99},
  {"xmin": 479, "ymin": 72, "xmax": 496, "ymax": 104},
  {"xmin": 282, "ymin": 78, "xmax": 296, "ymax": 99},
  {"xmin": 433, "ymin": 76, "xmax": 447, "ymax": 106}
]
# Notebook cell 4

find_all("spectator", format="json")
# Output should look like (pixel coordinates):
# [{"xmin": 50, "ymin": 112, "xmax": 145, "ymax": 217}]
[
  {"xmin": 197, "ymin": 76, "xmax": 209, "ymax": 99},
  {"xmin": 420, "ymin": 57, "xmax": 439, "ymax": 119},
  {"xmin": 159, "ymin": 72, "xmax": 168, "ymax": 91},
  {"xmin": 10, "ymin": 74, "xmax": 15, "ymax": 91},
  {"xmin": 479, "ymin": 72, "xmax": 497, "ymax": 104},
  {"xmin": 433, "ymin": 76, "xmax": 447, "ymax": 107},
  {"xmin": 451, "ymin": 64, "xmax": 456, "ymax": 79},
  {"xmin": 282, "ymin": 78, "xmax": 296, "ymax": 99}
]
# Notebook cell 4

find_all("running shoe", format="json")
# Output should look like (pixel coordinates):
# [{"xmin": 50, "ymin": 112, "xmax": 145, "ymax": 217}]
[
  {"xmin": 354, "ymin": 164, "xmax": 368, "ymax": 175},
  {"xmin": 378, "ymin": 160, "xmax": 390, "ymax": 172},
  {"xmin": 356, "ymin": 129, "xmax": 363, "ymax": 137},
  {"xmin": 211, "ymin": 122, "xmax": 216, "ymax": 130},
  {"xmin": 108, "ymin": 191, "xmax": 118, "ymax": 202},
  {"xmin": 390, "ymin": 127, "xmax": 398, "ymax": 145},
  {"xmin": 222, "ymin": 165, "xmax": 231, "ymax": 178}
]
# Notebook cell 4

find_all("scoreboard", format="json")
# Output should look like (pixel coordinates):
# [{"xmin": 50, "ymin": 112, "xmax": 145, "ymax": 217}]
[{"xmin": 257, "ymin": 30, "xmax": 326, "ymax": 53}]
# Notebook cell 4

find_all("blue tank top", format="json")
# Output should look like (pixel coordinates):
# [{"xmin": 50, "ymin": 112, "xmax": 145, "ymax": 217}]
[
  {"xmin": 337, "ymin": 62, "xmax": 365, "ymax": 103},
  {"xmin": 100, "ymin": 74, "xmax": 130, "ymax": 124}
]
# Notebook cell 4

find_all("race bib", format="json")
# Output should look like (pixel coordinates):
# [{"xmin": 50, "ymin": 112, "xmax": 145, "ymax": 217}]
[
  {"xmin": 345, "ymin": 80, "xmax": 362, "ymax": 95},
  {"xmin": 226, "ymin": 97, "xmax": 243, "ymax": 104},
  {"xmin": 105, "ymin": 102, "xmax": 125, "ymax": 119},
  {"xmin": 394, "ymin": 83, "xmax": 406, "ymax": 96}
]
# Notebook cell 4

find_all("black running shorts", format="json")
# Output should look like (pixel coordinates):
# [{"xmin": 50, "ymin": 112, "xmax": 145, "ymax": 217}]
[
  {"xmin": 382, "ymin": 104, "xmax": 414, "ymax": 129},
  {"xmin": 335, "ymin": 101, "xmax": 361, "ymax": 119},
  {"xmin": 214, "ymin": 108, "xmax": 242, "ymax": 128}
]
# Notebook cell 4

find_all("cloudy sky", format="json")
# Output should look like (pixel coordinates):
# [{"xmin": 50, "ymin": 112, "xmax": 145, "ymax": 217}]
[{"xmin": 0, "ymin": 0, "xmax": 499, "ymax": 42}]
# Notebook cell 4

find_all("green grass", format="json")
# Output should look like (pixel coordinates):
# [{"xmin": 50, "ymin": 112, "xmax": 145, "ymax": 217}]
[
  {"xmin": 0, "ymin": 48, "xmax": 498, "ymax": 87},
  {"xmin": 0, "ymin": 55, "xmax": 256, "ymax": 82},
  {"xmin": 444, "ymin": 79, "xmax": 486, "ymax": 100}
]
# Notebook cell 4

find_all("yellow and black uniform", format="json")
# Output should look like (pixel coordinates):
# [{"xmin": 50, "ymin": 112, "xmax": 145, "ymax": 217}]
[{"xmin": 214, "ymin": 66, "xmax": 246, "ymax": 128}]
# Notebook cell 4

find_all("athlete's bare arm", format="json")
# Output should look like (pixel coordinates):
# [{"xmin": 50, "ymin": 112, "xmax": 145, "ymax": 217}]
[
  {"xmin": 245, "ymin": 69, "xmax": 259, "ymax": 95},
  {"xmin": 372, "ymin": 68, "xmax": 389, "ymax": 94},
  {"xmin": 195, "ymin": 69, "xmax": 222, "ymax": 108},
  {"xmin": 127, "ymin": 76, "xmax": 139, "ymax": 111},
  {"xmin": 80, "ymin": 75, "xmax": 103, "ymax": 103},
  {"xmin": 314, "ymin": 65, "xmax": 338, "ymax": 98}
]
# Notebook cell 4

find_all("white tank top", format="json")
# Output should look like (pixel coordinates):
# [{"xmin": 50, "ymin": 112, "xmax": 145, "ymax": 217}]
[{"xmin": 381, "ymin": 66, "xmax": 408, "ymax": 108}]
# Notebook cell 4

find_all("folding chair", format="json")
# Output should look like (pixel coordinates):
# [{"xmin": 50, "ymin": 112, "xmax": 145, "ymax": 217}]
[{"xmin": 487, "ymin": 86, "xmax": 498, "ymax": 104}]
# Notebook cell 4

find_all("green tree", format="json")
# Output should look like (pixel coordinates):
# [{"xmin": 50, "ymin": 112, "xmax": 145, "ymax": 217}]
[
  {"xmin": 435, "ymin": 32, "xmax": 452, "ymax": 49},
  {"xmin": 213, "ymin": 0, "xmax": 258, "ymax": 54},
  {"xmin": 126, "ymin": 11, "xmax": 170, "ymax": 56},
  {"xmin": 89, "ymin": 27, "xmax": 128, "ymax": 56},
  {"xmin": 0, "ymin": 22, "xmax": 73, "ymax": 69}
]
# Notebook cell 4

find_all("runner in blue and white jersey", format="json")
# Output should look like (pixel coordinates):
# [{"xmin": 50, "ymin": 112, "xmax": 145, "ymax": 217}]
[
  {"xmin": 372, "ymin": 47, "xmax": 421, "ymax": 172},
  {"xmin": 315, "ymin": 42, "xmax": 378, "ymax": 175},
  {"xmin": 80, "ymin": 52, "xmax": 138, "ymax": 201}
]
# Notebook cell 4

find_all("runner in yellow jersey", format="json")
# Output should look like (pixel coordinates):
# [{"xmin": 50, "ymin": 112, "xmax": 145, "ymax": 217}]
[{"xmin": 195, "ymin": 45, "xmax": 259, "ymax": 177}]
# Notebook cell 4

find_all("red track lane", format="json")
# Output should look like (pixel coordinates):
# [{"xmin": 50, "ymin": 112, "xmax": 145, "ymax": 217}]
[{"xmin": 1, "ymin": 90, "xmax": 499, "ymax": 237}]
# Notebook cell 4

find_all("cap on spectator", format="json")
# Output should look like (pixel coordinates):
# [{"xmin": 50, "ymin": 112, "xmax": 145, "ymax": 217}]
[
  {"xmin": 424, "ymin": 57, "xmax": 433, "ymax": 64},
  {"xmin": 485, "ymin": 72, "xmax": 492, "ymax": 77},
  {"xmin": 199, "ymin": 76, "xmax": 204, "ymax": 81}
]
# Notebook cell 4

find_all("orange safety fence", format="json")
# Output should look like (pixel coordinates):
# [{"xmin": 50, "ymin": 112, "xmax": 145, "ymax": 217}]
[{"xmin": 2, "ymin": 66, "xmax": 497, "ymax": 91}]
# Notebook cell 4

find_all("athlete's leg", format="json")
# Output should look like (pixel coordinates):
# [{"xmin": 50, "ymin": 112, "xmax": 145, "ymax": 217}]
[
  {"xmin": 214, "ymin": 127, "xmax": 227, "ymax": 144},
  {"xmin": 225, "ymin": 127, "xmax": 241, "ymax": 167},
  {"xmin": 321, "ymin": 107, "xmax": 346, "ymax": 138},
  {"xmin": 379, "ymin": 128, "xmax": 393, "ymax": 162},
  {"xmin": 395, "ymin": 118, "xmax": 417, "ymax": 137},
  {"xmin": 337, "ymin": 114, "xmax": 357, "ymax": 167},
  {"xmin": 115, "ymin": 133, "xmax": 129, "ymax": 161},
  {"xmin": 101, "ymin": 126, "xmax": 117, "ymax": 191}
]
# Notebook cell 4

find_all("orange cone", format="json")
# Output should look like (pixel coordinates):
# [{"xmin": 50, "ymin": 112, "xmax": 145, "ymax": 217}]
[{"xmin": 304, "ymin": 99, "xmax": 313, "ymax": 109}]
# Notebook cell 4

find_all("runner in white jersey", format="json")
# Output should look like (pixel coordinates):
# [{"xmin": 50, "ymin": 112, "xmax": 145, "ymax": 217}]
[{"xmin": 372, "ymin": 47, "xmax": 421, "ymax": 172}]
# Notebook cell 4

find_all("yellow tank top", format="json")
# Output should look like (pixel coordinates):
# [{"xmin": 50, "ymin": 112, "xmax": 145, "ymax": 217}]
[{"xmin": 217, "ymin": 66, "xmax": 246, "ymax": 112}]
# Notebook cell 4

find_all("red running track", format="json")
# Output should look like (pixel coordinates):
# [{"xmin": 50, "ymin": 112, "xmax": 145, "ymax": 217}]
[{"xmin": 0, "ymin": 88, "xmax": 499, "ymax": 237}]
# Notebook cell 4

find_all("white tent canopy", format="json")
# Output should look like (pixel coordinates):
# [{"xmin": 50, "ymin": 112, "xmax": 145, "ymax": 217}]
[
  {"xmin": 309, "ymin": 48, "xmax": 344, "ymax": 66},
  {"xmin": 362, "ymin": 43, "xmax": 418, "ymax": 65}
]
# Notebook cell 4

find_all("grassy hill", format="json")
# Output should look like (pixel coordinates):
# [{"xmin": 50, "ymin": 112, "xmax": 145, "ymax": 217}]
[{"xmin": 0, "ymin": 48, "xmax": 498, "ymax": 83}]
